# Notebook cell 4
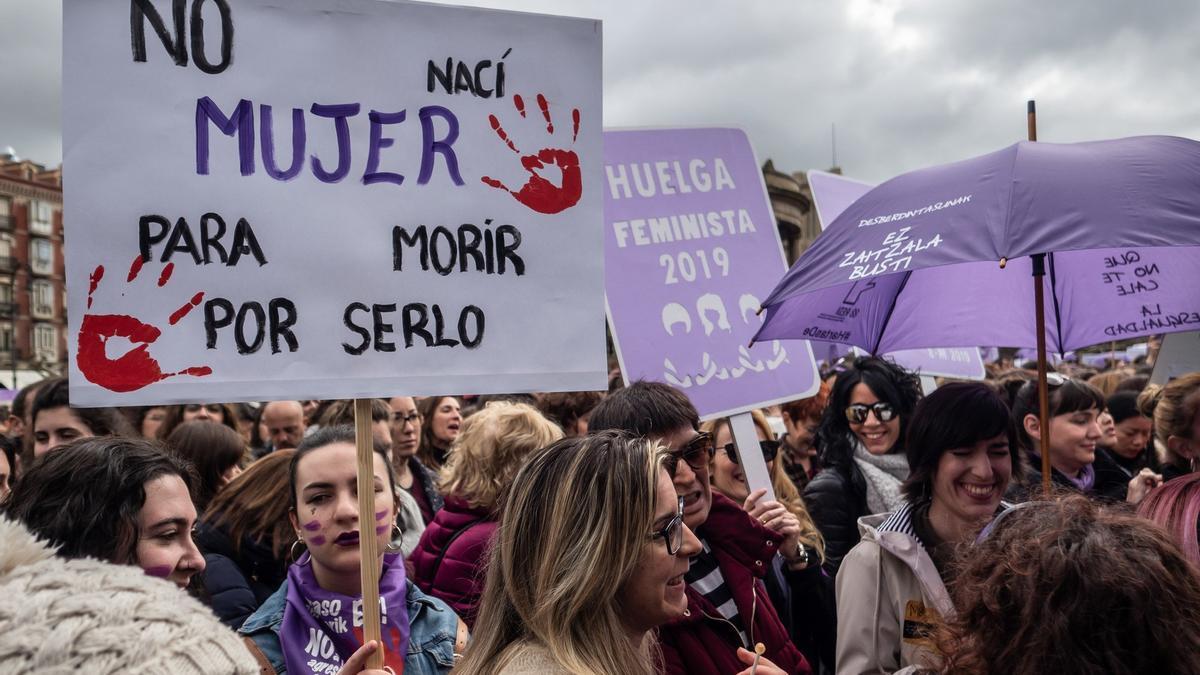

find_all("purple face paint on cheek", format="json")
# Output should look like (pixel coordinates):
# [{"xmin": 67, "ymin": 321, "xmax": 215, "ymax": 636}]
[
  {"xmin": 143, "ymin": 565, "xmax": 173, "ymax": 579},
  {"xmin": 303, "ymin": 520, "xmax": 321, "ymax": 532},
  {"xmin": 309, "ymin": 535, "xmax": 327, "ymax": 546},
  {"xmin": 375, "ymin": 510, "xmax": 387, "ymax": 521},
  {"xmin": 375, "ymin": 525, "xmax": 389, "ymax": 535}
]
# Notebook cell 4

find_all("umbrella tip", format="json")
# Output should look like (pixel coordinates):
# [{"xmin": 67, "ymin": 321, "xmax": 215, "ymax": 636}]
[
  {"xmin": 747, "ymin": 339, "xmax": 757, "ymax": 349},
  {"xmin": 999, "ymin": 257, "xmax": 1008, "ymax": 269},
  {"xmin": 755, "ymin": 305, "xmax": 765, "ymax": 316}
]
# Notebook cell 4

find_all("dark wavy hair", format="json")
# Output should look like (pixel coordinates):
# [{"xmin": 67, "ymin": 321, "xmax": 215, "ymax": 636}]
[
  {"xmin": 2, "ymin": 436, "xmax": 196, "ymax": 564},
  {"xmin": 816, "ymin": 356, "xmax": 921, "ymax": 469},
  {"xmin": 935, "ymin": 495, "xmax": 1200, "ymax": 675},
  {"xmin": 902, "ymin": 381, "xmax": 1020, "ymax": 502}
]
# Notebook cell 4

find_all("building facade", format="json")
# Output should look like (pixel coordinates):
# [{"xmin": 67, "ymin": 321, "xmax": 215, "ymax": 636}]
[
  {"xmin": 0, "ymin": 150, "xmax": 66, "ymax": 390},
  {"xmin": 762, "ymin": 160, "xmax": 840, "ymax": 264}
]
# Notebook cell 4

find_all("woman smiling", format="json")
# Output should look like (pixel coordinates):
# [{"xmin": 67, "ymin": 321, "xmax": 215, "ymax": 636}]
[{"xmin": 835, "ymin": 382, "xmax": 1019, "ymax": 674}]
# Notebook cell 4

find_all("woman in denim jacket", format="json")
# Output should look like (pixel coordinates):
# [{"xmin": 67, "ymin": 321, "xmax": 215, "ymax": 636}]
[{"xmin": 239, "ymin": 425, "xmax": 467, "ymax": 674}]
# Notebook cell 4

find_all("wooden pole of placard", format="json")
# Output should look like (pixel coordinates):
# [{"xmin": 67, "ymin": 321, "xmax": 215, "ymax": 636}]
[
  {"xmin": 729, "ymin": 412, "xmax": 777, "ymax": 502},
  {"xmin": 1026, "ymin": 100, "xmax": 1054, "ymax": 497},
  {"xmin": 353, "ymin": 398, "xmax": 384, "ymax": 669}
]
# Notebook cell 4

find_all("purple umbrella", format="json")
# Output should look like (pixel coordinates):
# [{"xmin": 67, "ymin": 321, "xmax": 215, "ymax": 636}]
[{"xmin": 755, "ymin": 129, "xmax": 1200, "ymax": 493}]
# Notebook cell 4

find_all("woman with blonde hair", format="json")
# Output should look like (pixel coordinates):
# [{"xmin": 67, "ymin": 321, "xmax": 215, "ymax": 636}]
[
  {"xmin": 702, "ymin": 410, "xmax": 833, "ymax": 672},
  {"xmin": 453, "ymin": 430, "xmax": 708, "ymax": 675},
  {"xmin": 1139, "ymin": 373, "xmax": 1200, "ymax": 481},
  {"xmin": 408, "ymin": 401, "xmax": 562, "ymax": 626}
]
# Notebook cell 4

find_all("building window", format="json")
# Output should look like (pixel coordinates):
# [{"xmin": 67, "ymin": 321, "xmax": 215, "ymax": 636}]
[
  {"xmin": 0, "ymin": 325, "xmax": 11, "ymax": 356},
  {"xmin": 0, "ymin": 197, "xmax": 10, "ymax": 230},
  {"xmin": 30, "ymin": 238, "xmax": 53, "ymax": 275},
  {"xmin": 32, "ymin": 280, "xmax": 54, "ymax": 319},
  {"xmin": 33, "ymin": 324, "xmax": 57, "ymax": 362},
  {"xmin": 30, "ymin": 200, "xmax": 53, "ymax": 235}
]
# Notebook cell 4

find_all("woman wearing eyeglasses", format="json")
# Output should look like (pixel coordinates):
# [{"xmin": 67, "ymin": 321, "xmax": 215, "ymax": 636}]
[
  {"xmin": 1008, "ymin": 374, "xmax": 1160, "ymax": 504},
  {"xmin": 454, "ymin": 430, "xmax": 710, "ymax": 675},
  {"xmin": 835, "ymin": 382, "xmax": 1019, "ymax": 674},
  {"xmin": 803, "ymin": 356, "xmax": 922, "ymax": 577},
  {"xmin": 702, "ymin": 409, "xmax": 834, "ymax": 673}
]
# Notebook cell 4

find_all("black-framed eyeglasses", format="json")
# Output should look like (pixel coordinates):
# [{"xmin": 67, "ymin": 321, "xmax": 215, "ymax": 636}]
[
  {"xmin": 649, "ymin": 497, "xmax": 685, "ymax": 555},
  {"xmin": 664, "ymin": 431, "xmax": 714, "ymax": 477},
  {"xmin": 392, "ymin": 411, "xmax": 422, "ymax": 426},
  {"xmin": 722, "ymin": 440, "xmax": 780, "ymax": 465},
  {"xmin": 845, "ymin": 401, "xmax": 896, "ymax": 424}
]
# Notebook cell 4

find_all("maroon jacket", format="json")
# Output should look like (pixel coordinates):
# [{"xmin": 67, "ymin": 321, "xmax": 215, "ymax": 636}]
[
  {"xmin": 658, "ymin": 493, "xmax": 811, "ymax": 675},
  {"xmin": 408, "ymin": 495, "xmax": 496, "ymax": 628}
]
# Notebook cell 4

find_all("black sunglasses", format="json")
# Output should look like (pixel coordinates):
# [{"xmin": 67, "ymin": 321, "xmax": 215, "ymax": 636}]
[
  {"xmin": 664, "ymin": 431, "xmax": 714, "ymax": 477},
  {"xmin": 845, "ymin": 401, "xmax": 897, "ymax": 424},
  {"xmin": 648, "ymin": 497, "xmax": 686, "ymax": 555},
  {"xmin": 721, "ymin": 440, "xmax": 780, "ymax": 465}
]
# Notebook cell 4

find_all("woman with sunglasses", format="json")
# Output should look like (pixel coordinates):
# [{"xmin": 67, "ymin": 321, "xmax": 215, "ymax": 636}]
[
  {"xmin": 702, "ymin": 409, "xmax": 834, "ymax": 673},
  {"xmin": 454, "ymin": 431, "xmax": 714, "ymax": 675},
  {"xmin": 803, "ymin": 356, "xmax": 922, "ymax": 576},
  {"xmin": 1009, "ymin": 374, "xmax": 1160, "ymax": 504},
  {"xmin": 836, "ymin": 382, "xmax": 1019, "ymax": 674}
]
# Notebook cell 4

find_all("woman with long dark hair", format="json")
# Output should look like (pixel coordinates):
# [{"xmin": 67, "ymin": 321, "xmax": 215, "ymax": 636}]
[{"xmin": 802, "ymin": 356, "xmax": 922, "ymax": 575}]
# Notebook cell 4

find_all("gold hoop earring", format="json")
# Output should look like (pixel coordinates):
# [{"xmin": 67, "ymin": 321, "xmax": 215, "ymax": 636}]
[{"xmin": 290, "ymin": 538, "xmax": 307, "ymax": 563}]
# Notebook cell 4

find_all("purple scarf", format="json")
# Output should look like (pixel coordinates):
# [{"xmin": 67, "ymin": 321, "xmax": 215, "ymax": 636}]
[
  {"xmin": 281, "ymin": 552, "xmax": 411, "ymax": 674},
  {"xmin": 1062, "ymin": 463, "xmax": 1096, "ymax": 492}
]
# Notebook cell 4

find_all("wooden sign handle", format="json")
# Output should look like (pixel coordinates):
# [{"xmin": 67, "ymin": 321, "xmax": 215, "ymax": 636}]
[{"xmin": 354, "ymin": 398, "xmax": 384, "ymax": 669}]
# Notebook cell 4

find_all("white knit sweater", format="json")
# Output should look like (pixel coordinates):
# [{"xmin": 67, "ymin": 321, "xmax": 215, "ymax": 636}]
[{"xmin": 0, "ymin": 516, "xmax": 259, "ymax": 674}]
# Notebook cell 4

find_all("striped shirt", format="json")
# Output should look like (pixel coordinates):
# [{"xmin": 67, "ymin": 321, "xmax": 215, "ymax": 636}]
[{"xmin": 685, "ymin": 539, "xmax": 749, "ymax": 647}]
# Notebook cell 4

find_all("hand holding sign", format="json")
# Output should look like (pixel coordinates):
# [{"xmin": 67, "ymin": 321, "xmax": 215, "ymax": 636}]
[
  {"xmin": 482, "ymin": 93, "xmax": 582, "ymax": 214},
  {"xmin": 76, "ymin": 256, "xmax": 211, "ymax": 393}
]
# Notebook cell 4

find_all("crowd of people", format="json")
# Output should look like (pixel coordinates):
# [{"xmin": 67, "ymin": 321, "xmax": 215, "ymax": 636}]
[{"xmin": 1, "ymin": 353, "xmax": 1199, "ymax": 674}]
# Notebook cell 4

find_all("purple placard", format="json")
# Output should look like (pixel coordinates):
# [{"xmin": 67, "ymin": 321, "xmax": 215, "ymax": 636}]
[
  {"xmin": 604, "ymin": 128, "xmax": 820, "ymax": 419},
  {"xmin": 809, "ymin": 171, "xmax": 987, "ymax": 380}
]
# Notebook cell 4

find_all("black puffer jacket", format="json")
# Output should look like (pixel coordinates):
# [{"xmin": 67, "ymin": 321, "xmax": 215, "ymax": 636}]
[
  {"xmin": 194, "ymin": 521, "xmax": 288, "ymax": 629},
  {"xmin": 802, "ymin": 461, "xmax": 867, "ymax": 578}
]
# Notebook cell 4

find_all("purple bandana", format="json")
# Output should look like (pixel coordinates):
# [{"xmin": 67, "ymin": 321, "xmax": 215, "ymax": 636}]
[
  {"xmin": 281, "ymin": 552, "xmax": 411, "ymax": 674},
  {"xmin": 1063, "ymin": 463, "xmax": 1097, "ymax": 493}
]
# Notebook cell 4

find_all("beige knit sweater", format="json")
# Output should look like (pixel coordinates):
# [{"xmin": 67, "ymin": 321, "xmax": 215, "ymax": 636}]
[
  {"xmin": 0, "ymin": 515, "xmax": 259, "ymax": 674},
  {"xmin": 495, "ymin": 641, "xmax": 573, "ymax": 675}
]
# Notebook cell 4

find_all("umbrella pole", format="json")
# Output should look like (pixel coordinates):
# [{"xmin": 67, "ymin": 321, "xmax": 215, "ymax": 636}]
[
  {"xmin": 1027, "ymin": 100, "xmax": 1052, "ymax": 495},
  {"xmin": 1032, "ymin": 253, "xmax": 1053, "ymax": 496}
]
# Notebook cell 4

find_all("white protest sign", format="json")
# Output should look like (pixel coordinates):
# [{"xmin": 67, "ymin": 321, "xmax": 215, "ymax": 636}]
[
  {"xmin": 65, "ymin": 0, "xmax": 605, "ymax": 405},
  {"xmin": 1151, "ymin": 331, "xmax": 1200, "ymax": 385}
]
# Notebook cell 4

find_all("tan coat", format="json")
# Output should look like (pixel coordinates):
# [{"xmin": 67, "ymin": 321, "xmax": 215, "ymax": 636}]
[{"xmin": 834, "ymin": 504, "xmax": 954, "ymax": 675}]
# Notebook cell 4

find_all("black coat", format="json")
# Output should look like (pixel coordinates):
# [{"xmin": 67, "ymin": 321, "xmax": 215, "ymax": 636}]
[
  {"xmin": 194, "ymin": 521, "xmax": 289, "ymax": 629},
  {"xmin": 1093, "ymin": 446, "xmax": 1146, "ymax": 501},
  {"xmin": 802, "ymin": 461, "xmax": 867, "ymax": 578}
]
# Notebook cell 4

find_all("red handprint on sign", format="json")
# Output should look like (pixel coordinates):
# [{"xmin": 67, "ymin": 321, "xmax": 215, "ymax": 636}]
[
  {"xmin": 481, "ymin": 93, "xmax": 582, "ymax": 214},
  {"xmin": 77, "ymin": 255, "xmax": 212, "ymax": 393}
]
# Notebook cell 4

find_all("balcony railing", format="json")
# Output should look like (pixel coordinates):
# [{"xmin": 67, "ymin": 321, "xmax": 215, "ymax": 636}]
[
  {"xmin": 0, "ymin": 302, "xmax": 15, "ymax": 318},
  {"xmin": 0, "ymin": 215, "xmax": 12, "ymax": 231},
  {"xmin": 0, "ymin": 256, "xmax": 15, "ymax": 273}
]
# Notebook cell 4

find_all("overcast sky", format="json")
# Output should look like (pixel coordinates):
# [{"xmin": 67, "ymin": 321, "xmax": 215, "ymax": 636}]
[{"xmin": 4, "ymin": 0, "xmax": 1200, "ymax": 182}]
